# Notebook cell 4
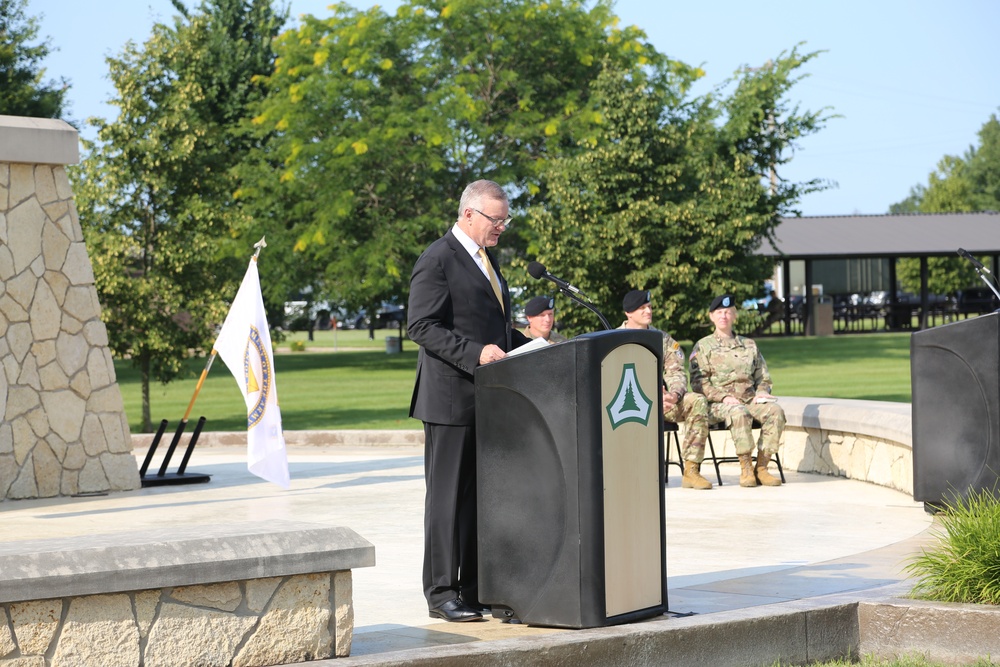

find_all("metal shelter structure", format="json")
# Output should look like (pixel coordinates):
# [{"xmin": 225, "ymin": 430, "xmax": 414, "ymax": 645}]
[{"xmin": 757, "ymin": 211, "xmax": 1000, "ymax": 334}]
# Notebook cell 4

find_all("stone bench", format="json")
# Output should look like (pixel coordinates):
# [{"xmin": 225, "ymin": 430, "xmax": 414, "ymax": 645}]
[
  {"xmin": 0, "ymin": 521, "xmax": 374, "ymax": 666},
  {"xmin": 684, "ymin": 396, "xmax": 915, "ymax": 494},
  {"xmin": 143, "ymin": 397, "xmax": 915, "ymax": 494}
]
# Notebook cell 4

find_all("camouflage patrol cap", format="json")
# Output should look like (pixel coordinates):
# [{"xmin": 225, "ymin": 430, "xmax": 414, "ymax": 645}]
[
  {"xmin": 524, "ymin": 295, "xmax": 555, "ymax": 317},
  {"xmin": 709, "ymin": 294, "xmax": 735, "ymax": 311},
  {"xmin": 622, "ymin": 289, "xmax": 651, "ymax": 313}
]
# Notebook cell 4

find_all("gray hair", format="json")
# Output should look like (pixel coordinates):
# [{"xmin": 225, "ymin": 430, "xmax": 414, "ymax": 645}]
[{"xmin": 458, "ymin": 180, "xmax": 508, "ymax": 220}]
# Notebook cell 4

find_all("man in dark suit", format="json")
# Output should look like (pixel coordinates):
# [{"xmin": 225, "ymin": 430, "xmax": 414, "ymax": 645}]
[{"xmin": 407, "ymin": 179, "xmax": 529, "ymax": 622}]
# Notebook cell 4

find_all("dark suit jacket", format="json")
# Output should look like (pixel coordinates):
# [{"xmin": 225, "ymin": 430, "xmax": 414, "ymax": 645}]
[{"xmin": 407, "ymin": 229, "xmax": 528, "ymax": 425}]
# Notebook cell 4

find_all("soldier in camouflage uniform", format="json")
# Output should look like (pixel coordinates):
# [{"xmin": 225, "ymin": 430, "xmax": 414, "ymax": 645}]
[
  {"xmin": 521, "ymin": 296, "xmax": 568, "ymax": 343},
  {"xmin": 618, "ymin": 290, "xmax": 712, "ymax": 489},
  {"xmin": 689, "ymin": 294, "xmax": 786, "ymax": 487}
]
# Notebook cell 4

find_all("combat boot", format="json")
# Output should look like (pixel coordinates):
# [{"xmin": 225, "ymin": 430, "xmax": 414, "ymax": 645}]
[
  {"xmin": 681, "ymin": 461, "xmax": 712, "ymax": 490},
  {"xmin": 738, "ymin": 453, "xmax": 757, "ymax": 487},
  {"xmin": 755, "ymin": 452, "xmax": 782, "ymax": 486}
]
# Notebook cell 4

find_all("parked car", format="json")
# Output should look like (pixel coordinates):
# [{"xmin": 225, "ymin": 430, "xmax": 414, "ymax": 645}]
[
  {"xmin": 957, "ymin": 286, "xmax": 999, "ymax": 315},
  {"xmin": 376, "ymin": 305, "xmax": 406, "ymax": 328},
  {"xmin": 352, "ymin": 302, "xmax": 407, "ymax": 332}
]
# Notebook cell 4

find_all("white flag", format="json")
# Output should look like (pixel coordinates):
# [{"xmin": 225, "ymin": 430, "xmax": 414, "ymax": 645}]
[{"xmin": 213, "ymin": 259, "xmax": 290, "ymax": 488}]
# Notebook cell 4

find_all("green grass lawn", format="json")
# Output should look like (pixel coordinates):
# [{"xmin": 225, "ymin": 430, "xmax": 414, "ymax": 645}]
[
  {"xmin": 756, "ymin": 333, "xmax": 912, "ymax": 403},
  {"xmin": 116, "ymin": 330, "xmax": 914, "ymax": 433}
]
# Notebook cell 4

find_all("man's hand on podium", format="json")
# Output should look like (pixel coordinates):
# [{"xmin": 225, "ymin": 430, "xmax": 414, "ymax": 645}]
[{"xmin": 479, "ymin": 344, "xmax": 506, "ymax": 365}]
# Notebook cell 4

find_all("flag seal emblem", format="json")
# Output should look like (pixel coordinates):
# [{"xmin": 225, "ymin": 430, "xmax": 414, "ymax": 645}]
[{"xmin": 244, "ymin": 325, "xmax": 271, "ymax": 429}]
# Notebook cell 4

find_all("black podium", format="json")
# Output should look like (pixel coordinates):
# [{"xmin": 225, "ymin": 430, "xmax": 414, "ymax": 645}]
[
  {"xmin": 475, "ymin": 329, "xmax": 667, "ymax": 628},
  {"xmin": 911, "ymin": 312, "xmax": 1000, "ymax": 509}
]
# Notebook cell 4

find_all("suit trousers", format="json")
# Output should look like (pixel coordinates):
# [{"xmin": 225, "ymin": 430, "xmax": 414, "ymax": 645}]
[{"xmin": 422, "ymin": 422, "xmax": 480, "ymax": 608}]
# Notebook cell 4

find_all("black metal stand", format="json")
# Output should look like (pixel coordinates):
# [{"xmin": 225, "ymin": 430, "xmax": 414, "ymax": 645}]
[
  {"xmin": 558, "ymin": 286, "xmax": 612, "ymax": 331},
  {"xmin": 139, "ymin": 416, "xmax": 211, "ymax": 487}
]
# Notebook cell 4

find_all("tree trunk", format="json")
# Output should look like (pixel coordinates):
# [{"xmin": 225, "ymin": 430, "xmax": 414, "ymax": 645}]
[{"xmin": 140, "ymin": 349, "xmax": 152, "ymax": 432}]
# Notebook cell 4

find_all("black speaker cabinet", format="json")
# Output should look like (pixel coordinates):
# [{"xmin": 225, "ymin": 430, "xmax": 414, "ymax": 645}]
[
  {"xmin": 911, "ymin": 311, "xmax": 1000, "ymax": 509},
  {"xmin": 475, "ymin": 329, "xmax": 667, "ymax": 628}
]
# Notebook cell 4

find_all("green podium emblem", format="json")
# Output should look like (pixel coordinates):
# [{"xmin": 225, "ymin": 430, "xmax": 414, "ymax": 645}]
[{"xmin": 606, "ymin": 363, "xmax": 653, "ymax": 429}]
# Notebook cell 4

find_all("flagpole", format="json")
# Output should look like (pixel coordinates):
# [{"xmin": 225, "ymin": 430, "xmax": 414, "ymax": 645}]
[
  {"xmin": 252, "ymin": 235, "xmax": 266, "ymax": 262},
  {"xmin": 144, "ymin": 237, "xmax": 268, "ymax": 481},
  {"xmin": 183, "ymin": 236, "xmax": 268, "ymax": 423},
  {"xmin": 213, "ymin": 235, "xmax": 289, "ymax": 488}
]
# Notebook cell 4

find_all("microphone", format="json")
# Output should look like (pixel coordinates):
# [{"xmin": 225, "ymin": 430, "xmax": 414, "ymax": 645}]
[
  {"xmin": 958, "ymin": 248, "xmax": 992, "ymax": 275},
  {"xmin": 527, "ymin": 261, "xmax": 582, "ymax": 295}
]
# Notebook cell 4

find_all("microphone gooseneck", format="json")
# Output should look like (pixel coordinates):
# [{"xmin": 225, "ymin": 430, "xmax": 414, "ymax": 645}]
[
  {"xmin": 526, "ymin": 261, "xmax": 581, "ymax": 295},
  {"xmin": 957, "ymin": 248, "xmax": 1000, "ymax": 305},
  {"xmin": 958, "ymin": 248, "xmax": 991, "ymax": 274},
  {"xmin": 526, "ymin": 259, "xmax": 611, "ymax": 330}
]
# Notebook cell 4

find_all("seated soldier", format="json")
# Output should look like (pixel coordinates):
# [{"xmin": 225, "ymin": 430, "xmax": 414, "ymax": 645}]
[
  {"xmin": 521, "ymin": 295, "xmax": 568, "ymax": 343},
  {"xmin": 618, "ymin": 289, "xmax": 712, "ymax": 489},
  {"xmin": 690, "ymin": 294, "xmax": 786, "ymax": 488}
]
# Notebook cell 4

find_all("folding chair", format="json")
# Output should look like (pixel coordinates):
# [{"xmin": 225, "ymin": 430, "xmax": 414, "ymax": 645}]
[
  {"xmin": 663, "ymin": 421, "xmax": 684, "ymax": 483},
  {"xmin": 665, "ymin": 420, "xmax": 725, "ymax": 486},
  {"xmin": 704, "ymin": 419, "xmax": 784, "ymax": 486}
]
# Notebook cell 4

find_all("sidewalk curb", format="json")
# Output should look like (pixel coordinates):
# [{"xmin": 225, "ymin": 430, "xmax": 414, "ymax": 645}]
[{"xmin": 131, "ymin": 430, "xmax": 425, "ymax": 449}]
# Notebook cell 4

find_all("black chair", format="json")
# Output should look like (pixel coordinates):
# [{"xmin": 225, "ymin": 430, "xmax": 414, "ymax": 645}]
[
  {"xmin": 704, "ymin": 419, "xmax": 784, "ymax": 486},
  {"xmin": 663, "ymin": 421, "xmax": 683, "ymax": 483},
  {"xmin": 664, "ymin": 421, "xmax": 725, "ymax": 486}
]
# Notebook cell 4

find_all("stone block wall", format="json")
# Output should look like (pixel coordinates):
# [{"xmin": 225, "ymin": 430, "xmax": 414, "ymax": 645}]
[
  {"xmin": 687, "ymin": 396, "xmax": 914, "ymax": 494},
  {"xmin": 0, "ymin": 115, "xmax": 140, "ymax": 499},
  {"xmin": 0, "ymin": 572, "xmax": 355, "ymax": 666},
  {"xmin": 0, "ymin": 522, "xmax": 374, "ymax": 664}
]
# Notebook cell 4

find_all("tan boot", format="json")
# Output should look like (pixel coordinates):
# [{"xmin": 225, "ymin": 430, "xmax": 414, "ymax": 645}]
[
  {"xmin": 738, "ymin": 453, "xmax": 757, "ymax": 487},
  {"xmin": 681, "ymin": 461, "xmax": 712, "ymax": 490},
  {"xmin": 755, "ymin": 452, "xmax": 782, "ymax": 486}
]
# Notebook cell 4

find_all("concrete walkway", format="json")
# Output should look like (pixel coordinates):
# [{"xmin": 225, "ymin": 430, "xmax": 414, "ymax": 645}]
[{"xmin": 0, "ymin": 439, "xmax": 935, "ymax": 664}]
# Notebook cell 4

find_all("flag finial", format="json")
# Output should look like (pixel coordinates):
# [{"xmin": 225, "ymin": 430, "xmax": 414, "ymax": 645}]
[{"xmin": 252, "ymin": 236, "xmax": 267, "ymax": 260}]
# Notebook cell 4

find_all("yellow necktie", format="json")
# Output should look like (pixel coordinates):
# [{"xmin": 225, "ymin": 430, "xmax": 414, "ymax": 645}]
[{"xmin": 478, "ymin": 248, "xmax": 504, "ymax": 312}]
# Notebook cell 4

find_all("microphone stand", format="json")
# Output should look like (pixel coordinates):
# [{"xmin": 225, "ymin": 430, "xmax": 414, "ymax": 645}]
[{"xmin": 558, "ymin": 286, "xmax": 612, "ymax": 331}]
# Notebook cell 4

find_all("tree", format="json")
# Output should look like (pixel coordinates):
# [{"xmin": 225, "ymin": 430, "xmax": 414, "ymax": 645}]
[
  {"xmin": 526, "ymin": 48, "xmax": 831, "ymax": 341},
  {"xmin": 73, "ymin": 0, "xmax": 286, "ymax": 431},
  {"xmin": 964, "ymin": 113, "xmax": 1000, "ymax": 211},
  {"xmin": 0, "ymin": 0, "xmax": 69, "ymax": 118},
  {"xmin": 892, "ymin": 112, "xmax": 1000, "ymax": 296},
  {"xmin": 237, "ymin": 0, "xmax": 663, "ymax": 318}
]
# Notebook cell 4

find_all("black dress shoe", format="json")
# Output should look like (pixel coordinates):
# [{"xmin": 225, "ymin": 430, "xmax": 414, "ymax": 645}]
[
  {"xmin": 462, "ymin": 600, "xmax": 490, "ymax": 613},
  {"xmin": 428, "ymin": 598, "xmax": 483, "ymax": 622}
]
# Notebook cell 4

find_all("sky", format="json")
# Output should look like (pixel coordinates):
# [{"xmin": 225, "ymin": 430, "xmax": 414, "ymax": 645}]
[{"xmin": 31, "ymin": 0, "xmax": 1000, "ymax": 217}]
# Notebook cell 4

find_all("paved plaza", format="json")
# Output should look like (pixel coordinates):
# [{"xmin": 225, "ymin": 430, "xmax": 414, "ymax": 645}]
[{"xmin": 0, "ymin": 439, "xmax": 936, "ymax": 663}]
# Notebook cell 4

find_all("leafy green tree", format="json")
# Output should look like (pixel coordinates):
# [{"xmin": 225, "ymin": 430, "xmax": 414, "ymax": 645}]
[
  {"xmin": 893, "ymin": 112, "xmax": 1000, "ymax": 296},
  {"xmin": 73, "ymin": 0, "xmax": 285, "ymax": 431},
  {"xmin": 527, "ymin": 48, "xmax": 831, "ymax": 341},
  {"xmin": 964, "ymin": 113, "xmax": 1000, "ymax": 211},
  {"xmin": 237, "ymin": 0, "xmax": 663, "ymax": 318},
  {"xmin": 0, "ymin": 0, "xmax": 69, "ymax": 118}
]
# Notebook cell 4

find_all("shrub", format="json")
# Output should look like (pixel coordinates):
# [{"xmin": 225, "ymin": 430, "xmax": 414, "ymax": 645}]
[
  {"xmin": 290, "ymin": 340, "xmax": 306, "ymax": 352},
  {"xmin": 905, "ymin": 488, "xmax": 1000, "ymax": 605}
]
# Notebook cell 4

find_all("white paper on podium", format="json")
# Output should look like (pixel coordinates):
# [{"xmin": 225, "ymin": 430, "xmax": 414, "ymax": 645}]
[{"xmin": 506, "ymin": 336, "xmax": 552, "ymax": 357}]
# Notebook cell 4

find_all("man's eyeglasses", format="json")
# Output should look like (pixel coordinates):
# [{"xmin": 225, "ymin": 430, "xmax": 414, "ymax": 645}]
[{"xmin": 473, "ymin": 208, "xmax": 513, "ymax": 229}]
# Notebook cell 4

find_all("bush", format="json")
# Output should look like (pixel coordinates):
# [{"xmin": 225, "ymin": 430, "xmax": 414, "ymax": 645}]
[
  {"xmin": 289, "ymin": 340, "xmax": 306, "ymax": 352},
  {"xmin": 905, "ymin": 488, "xmax": 1000, "ymax": 605}
]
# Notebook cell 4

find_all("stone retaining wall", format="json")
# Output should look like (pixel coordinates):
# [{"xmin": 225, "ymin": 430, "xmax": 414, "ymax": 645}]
[
  {"xmin": 681, "ymin": 396, "xmax": 914, "ymax": 494},
  {"xmin": 157, "ymin": 397, "xmax": 915, "ymax": 495},
  {"xmin": 0, "ymin": 521, "xmax": 375, "ymax": 666},
  {"xmin": 1, "ymin": 115, "xmax": 139, "ymax": 500}
]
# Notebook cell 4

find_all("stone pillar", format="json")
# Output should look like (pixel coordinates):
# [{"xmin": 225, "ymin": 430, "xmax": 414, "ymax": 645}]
[{"xmin": 0, "ymin": 115, "xmax": 140, "ymax": 499}]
